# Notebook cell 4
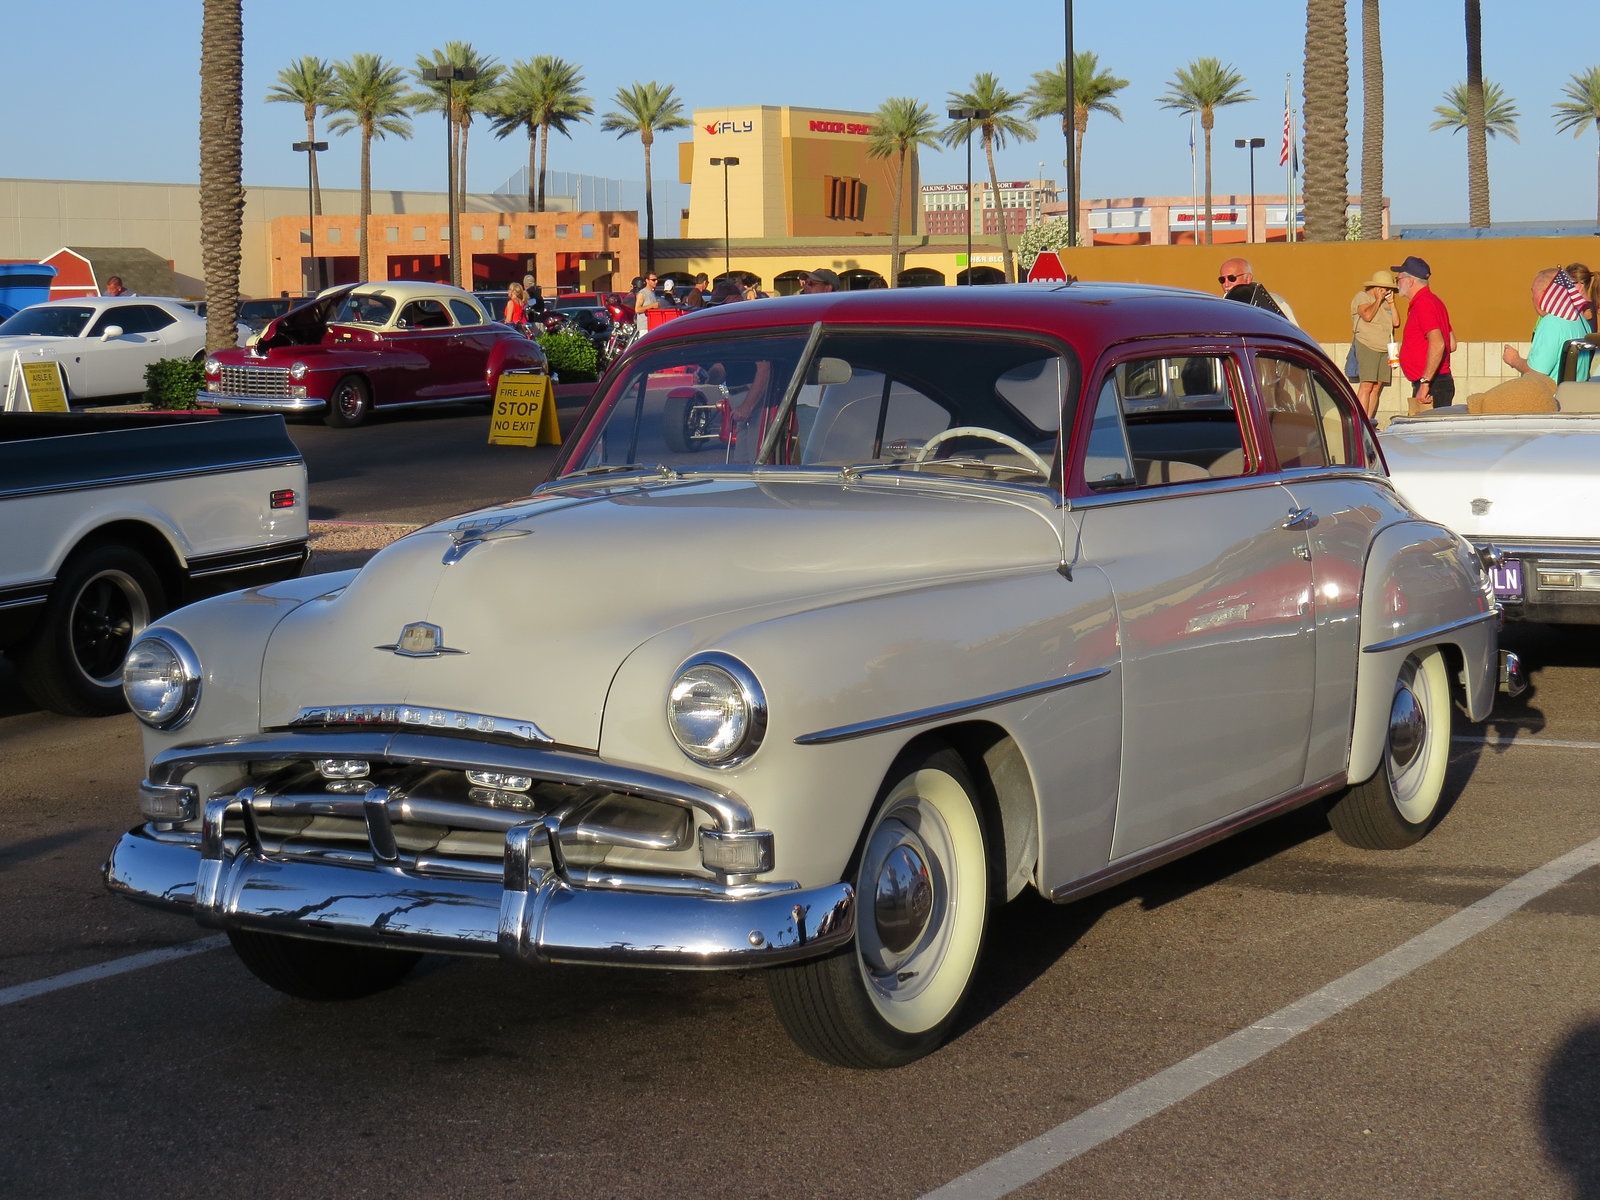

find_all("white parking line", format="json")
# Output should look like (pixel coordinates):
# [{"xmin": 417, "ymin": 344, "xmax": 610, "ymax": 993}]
[
  {"xmin": 923, "ymin": 832, "xmax": 1600, "ymax": 1200},
  {"xmin": 0, "ymin": 935, "xmax": 227, "ymax": 1009},
  {"xmin": 1453, "ymin": 734, "xmax": 1600, "ymax": 750}
]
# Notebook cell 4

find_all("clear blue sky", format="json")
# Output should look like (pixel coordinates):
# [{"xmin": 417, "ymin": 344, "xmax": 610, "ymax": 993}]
[{"xmin": 10, "ymin": 0, "xmax": 1597, "ymax": 226}]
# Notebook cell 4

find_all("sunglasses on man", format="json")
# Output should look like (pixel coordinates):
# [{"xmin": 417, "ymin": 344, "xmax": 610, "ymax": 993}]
[{"xmin": 1218, "ymin": 273, "xmax": 1245, "ymax": 285}]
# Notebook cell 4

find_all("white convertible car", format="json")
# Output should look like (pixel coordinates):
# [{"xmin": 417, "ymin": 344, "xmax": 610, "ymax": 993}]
[
  {"xmin": 0, "ymin": 296, "xmax": 216, "ymax": 405},
  {"xmin": 1381, "ymin": 348, "xmax": 1600, "ymax": 624},
  {"xmin": 105, "ymin": 285, "xmax": 1509, "ymax": 1068}
]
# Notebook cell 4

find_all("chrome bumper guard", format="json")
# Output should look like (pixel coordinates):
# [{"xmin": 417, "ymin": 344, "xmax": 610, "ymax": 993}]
[
  {"xmin": 1500, "ymin": 650, "xmax": 1527, "ymax": 698},
  {"xmin": 202, "ymin": 391, "xmax": 326, "ymax": 415},
  {"xmin": 105, "ymin": 789, "xmax": 855, "ymax": 969}
]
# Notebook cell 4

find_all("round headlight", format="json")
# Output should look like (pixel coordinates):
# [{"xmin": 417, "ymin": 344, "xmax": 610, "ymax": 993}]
[
  {"xmin": 203, "ymin": 357, "xmax": 221, "ymax": 375},
  {"xmin": 289, "ymin": 360, "xmax": 309, "ymax": 380},
  {"xmin": 123, "ymin": 632, "xmax": 201, "ymax": 730},
  {"xmin": 666, "ymin": 652, "xmax": 766, "ymax": 766}
]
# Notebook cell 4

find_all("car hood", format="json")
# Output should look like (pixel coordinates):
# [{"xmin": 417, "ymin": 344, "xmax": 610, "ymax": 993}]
[
  {"xmin": 1381, "ymin": 416, "xmax": 1600, "ymax": 540},
  {"xmin": 258, "ymin": 475, "xmax": 1064, "ymax": 749}
]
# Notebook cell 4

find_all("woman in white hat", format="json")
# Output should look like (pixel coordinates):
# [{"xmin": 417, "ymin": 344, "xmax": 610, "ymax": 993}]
[{"xmin": 1350, "ymin": 268, "xmax": 1400, "ymax": 419}]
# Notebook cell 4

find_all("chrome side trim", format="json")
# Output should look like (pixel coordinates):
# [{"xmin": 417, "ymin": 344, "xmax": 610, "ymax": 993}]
[
  {"xmin": 289, "ymin": 705, "xmax": 549, "ymax": 743},
  {"xmin": 1361, "ymin": 609, "xmax": 1497, "ymax": 655},
  {"xmin": 794, "ymin": 667, "xmax": 1111, "ymax": 746},
  {"xmin": 186, "ymin": 545, "xmax": 309, "ymax": 579},
  {"xmin": 145, "ymin": 730, "xmax": 755, "ymax": 833},
  {"xmin": 1051, "ymin": 773, "xmax": 1346, "ymax": 904}
]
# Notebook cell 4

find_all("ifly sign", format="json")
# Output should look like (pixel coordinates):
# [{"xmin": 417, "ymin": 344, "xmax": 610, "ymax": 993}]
[{"xmin": 704, "ymin": 120, "xmax": 754, "ymax": 135}]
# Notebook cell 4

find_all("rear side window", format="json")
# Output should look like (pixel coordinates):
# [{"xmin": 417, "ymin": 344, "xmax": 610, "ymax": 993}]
[
  {"xmin": 1082, "ymin": 352, "xmax": 1249, "ymax": 489},
  {"xmin": 449, "ymin": 299, "xmax": 484, "ymax": 326},
  {"xmin": 1255, "ymin": 356, "xmax": 1361, "ymax": 468},
  {"xmin": 398, "ymin": 299, "xmax": 452, "ymax": 330}
]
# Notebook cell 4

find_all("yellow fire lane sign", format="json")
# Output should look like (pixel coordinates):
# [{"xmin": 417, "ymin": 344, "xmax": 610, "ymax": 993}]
[{"xmin": 488, "ymin": 371, "xmax": 560, "ymax": 446}]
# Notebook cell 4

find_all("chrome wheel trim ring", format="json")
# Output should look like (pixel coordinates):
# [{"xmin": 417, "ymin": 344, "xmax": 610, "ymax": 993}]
[
  {"xmin": 69, "ymin": 568, "xmax": 150, "ymax": 687},
  {"xmin": 334, "ymin": 380, "xmax": 365, "ymax": 421}
]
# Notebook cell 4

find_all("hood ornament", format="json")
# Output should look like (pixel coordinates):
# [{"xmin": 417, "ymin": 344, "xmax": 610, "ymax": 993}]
[
  {"xmin": 1470, "ymin": 497, "xmax": 1492, "ymax": 516},
  {"xmin": 443, "ymin": 514, "xmax": 530, "ymax": 565},
  {"xmin": 376, "ymin": 622, "xmax": 465, "ymax": 658}
]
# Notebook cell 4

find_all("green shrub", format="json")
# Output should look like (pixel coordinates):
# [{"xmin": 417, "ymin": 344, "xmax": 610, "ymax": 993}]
[
  {"xmin": 144, "ymin": 358, "xmax": 207, "ymax": 410},
  {"xmin": 536, "ymin": 331, "xmax": 599, "ymax": 383}
]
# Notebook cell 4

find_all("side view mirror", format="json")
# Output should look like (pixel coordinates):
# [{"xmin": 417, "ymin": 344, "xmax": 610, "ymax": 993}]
[{"xmin": 100, "ymin": 326, "xmax": 124, "ymax": 340}]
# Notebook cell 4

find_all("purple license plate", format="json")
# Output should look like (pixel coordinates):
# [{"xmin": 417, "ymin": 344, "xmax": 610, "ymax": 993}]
[{"xmin": 1490, "ymin": 559, "xmax": 1523, "ymax": 600}]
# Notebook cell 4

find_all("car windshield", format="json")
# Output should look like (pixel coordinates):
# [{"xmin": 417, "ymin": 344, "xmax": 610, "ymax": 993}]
[
  {"xmin": 330, "ymin": 293, "xmax": 397, "ymax": 326},
  {"xmin": 0, "ymin": 307, "xmax": 93, "ymax": 337},
  {"xmin": 563, "ymin": 329, "xmax": 1076, "ymax": 481}
]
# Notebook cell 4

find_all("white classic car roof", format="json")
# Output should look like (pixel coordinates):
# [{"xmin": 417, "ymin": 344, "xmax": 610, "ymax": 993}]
[{"xmin": 323, "ymin": 281, "xmax": 479, "ymax": 303}]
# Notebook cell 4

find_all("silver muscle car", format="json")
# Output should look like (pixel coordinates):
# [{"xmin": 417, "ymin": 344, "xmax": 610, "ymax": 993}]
[{"xmin": 106, "ymin": 284, "xmax": 1506, "ymax": 1068}]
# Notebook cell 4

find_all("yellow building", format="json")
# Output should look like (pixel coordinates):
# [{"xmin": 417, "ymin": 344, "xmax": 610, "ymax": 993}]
[{"xmin": 679, "ymin": 106, "xmax": 920, "ymax": 240}]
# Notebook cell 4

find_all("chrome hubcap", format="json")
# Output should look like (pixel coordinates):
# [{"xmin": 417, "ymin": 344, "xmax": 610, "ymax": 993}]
[
  {"xmin": 873, "ymin": 842, "xmax": 933, "ymax": 953},
  {"xmin": 1388, "ymin": 685, "xmax": 1426, "ymax": 770}
]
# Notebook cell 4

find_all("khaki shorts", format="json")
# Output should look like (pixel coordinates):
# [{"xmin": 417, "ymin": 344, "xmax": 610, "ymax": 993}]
[{"xmin": 1354, "ymin": 341, "xmax": 1391, "ymax": 385}]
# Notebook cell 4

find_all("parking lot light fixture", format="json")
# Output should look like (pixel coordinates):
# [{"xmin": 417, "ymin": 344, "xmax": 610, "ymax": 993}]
[
  {"xmin": 709, "ymin": 156, "xmax": 740, "ymax": 278},
  {"xmin": 292, "ymin": 141, "xmax": 328, "ymax": 292},
  {"xmin": 1234, "ymin": 137, "xmax": 1266, "ymax": 243},
  {"xmin": 420, "ymin": 65, "xmax": 478, "ymax": 288},
  {"xmin": 947, "ymin": 108, "xmax": 992, "ymax": 284}
]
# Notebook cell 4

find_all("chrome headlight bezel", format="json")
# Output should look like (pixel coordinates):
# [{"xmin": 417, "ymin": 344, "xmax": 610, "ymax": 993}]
[
  {"xmin": 666, "ymin": 652, "xmax": 767, "ymax": 767},
  {"xmin": 203, "ymin": 357, "xmax": 221, "ymax": 375},
  {"xmin": 288, "ymin": 360, "xmax": 309, "ymax": 380},
  {"xmin": 122, "ymin": 630, "xmax": 202, "ymax": 730}
]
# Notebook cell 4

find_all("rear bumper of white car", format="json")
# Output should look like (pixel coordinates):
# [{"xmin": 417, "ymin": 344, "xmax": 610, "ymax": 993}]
[{"xmin": 1476, "ymin": 539, "xmax": 1600, "ymax": 624}]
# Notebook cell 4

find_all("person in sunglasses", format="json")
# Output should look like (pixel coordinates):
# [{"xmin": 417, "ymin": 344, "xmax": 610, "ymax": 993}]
[{"xmin": 1218, "ymin": 258, "xmax": 1298, "ymax": 326}]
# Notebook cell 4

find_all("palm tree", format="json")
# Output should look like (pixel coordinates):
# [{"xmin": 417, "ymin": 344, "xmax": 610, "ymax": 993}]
[
  {"xmin": 1302, "ymin": 0, "xmax": 1350, "ymax": 243},
  {"xmin": 266, "ymin": 56, "xmax": 336, "ymax": 217},
  {"xmin": 412, "ymin": 43, "xmax": 504, "ymax": 212},
  {"xmin": 1026, "ymin": 52, "xmax": 1129, "ymax": 212},
  {"xmin": 1156, "ymin": 59, "xmax": 1254, "ymax": 245},
  {"xmin": 866, "ymin": 98, "xmax": 940, "ymax": 287},
  {"xmin": 198, "ymin": 0, "xmax": 243, "ymax": 352},
  {"xmin": 328, "ymin": 54, "xmax": 413, "ymax": 282},
  {"xmin": 1432, "ymin": 78, "xmax": 1519, "ymax": 223},
  {"xmin": 600, "ymin": 81, "xmax": 691, "ymax": 272},
  {"xmin": 1359, "ymin": 0, "xmax": 1384, "ymax": 240},
  {"xmin": 1553, "ymin": 66, "xmax": 1600, "ymax": 226},
  {"xmin": 942, "ymin": 74, "xmax": 1036, "ymax": 282},
  {"xmin": 490, "ymin": 56, "xmax": 593, "ymax": 212},
  {"xmin": 1464, "ymin": 1, "xmax": 1489, "ymax": 227}
]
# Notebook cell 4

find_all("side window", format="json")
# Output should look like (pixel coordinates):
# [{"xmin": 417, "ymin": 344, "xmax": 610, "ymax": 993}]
[
  {"xmin": 1310, "ymin": 372, "xmax": 1359, "ymax": 466},
  {"xmin": 139, "ymin": 305, "xmax": 177, "ymax": 332},
  {"xmin": 89, "ymin": 307, "xmax": 136, "ymax": 335},
  {"xmin": 398, "ymin": 299, "xmax": 451, "ymax": 330},
  {"xmin": 448, "ymin": 299, "xmax": 483, "ymax": 327},
  {"xmin": 1255, "ymin": 356, "xmax": 1343, "ymax": 469},
  {"xmin": 1083, "ymin": 353, "xmax": 1248, "ymax": 489}
]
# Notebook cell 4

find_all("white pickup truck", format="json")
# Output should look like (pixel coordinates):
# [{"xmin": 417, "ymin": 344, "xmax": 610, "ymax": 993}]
[{"xmin": 0, "ymin": 412, "xmax": 309, "ymax": 714}]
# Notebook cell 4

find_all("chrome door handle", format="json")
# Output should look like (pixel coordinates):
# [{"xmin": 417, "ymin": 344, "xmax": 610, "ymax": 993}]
[{"xmin": 1282, "ymin": 507, "xmax": 1318, "ymax": 530}]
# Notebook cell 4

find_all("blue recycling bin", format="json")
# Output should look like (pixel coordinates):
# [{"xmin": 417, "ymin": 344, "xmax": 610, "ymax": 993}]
[{"xmin": 0, "ymin": 262, "xmax": 58, "ymax": 320}]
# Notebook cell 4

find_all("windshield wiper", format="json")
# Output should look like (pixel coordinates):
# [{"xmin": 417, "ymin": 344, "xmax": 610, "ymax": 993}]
[{"xmin": 561, "ymin": 462, "xmax": 680, "ymax": 482}]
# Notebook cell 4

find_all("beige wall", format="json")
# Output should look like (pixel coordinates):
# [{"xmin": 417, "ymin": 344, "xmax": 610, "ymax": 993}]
[{"xmin": 0, "ymin": 177, "xmax": 574, "ymax": 298}]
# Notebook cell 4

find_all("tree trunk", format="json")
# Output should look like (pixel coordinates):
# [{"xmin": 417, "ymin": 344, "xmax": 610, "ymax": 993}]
[
  {"xmin": 1360, "ymin": 0, "xmax": 1384, "ymax": 239},
  {"xmin": 305, "ymin": 110, "xmax": 323, "ymax": 216},
  {"xmin": 537, "ymin": 121, "xmax": 550, "ymax": 213},
  {"xmin": 1465, "ymin": 0, "xmax": 1490, "ymax": 227},
  {"xmin": 358, "ymin": 129, "xmax": 372, "ymax": 282},
  {"xmin": 526, "ymin": 126, "xmax": 538, "ymax": 212},
  {"xmin": 888, "ymin": 147, "xmax": 904, "ymax": 287},
  {"xmin": 1303, "ymin": 0, "xmax": 1350, "ymax": 242},
  {"xmin": 1073, "ymin": 117, "xmax": 1086, "ymax": 238},
  {"xmin": 983, "ymin": 131, "xmax": 1012, "ymax": 282},
  {"xmin": 198, "ymin": 0, "xmax": 243, "ymax": 351},
  {"xmin": 643, "ymin": 137, "xmax": 656, "ymax": 273},
  {"xmin": 458, "ymin": 120, "xmax": 470, "ymax": 216},
  {"xmin": 1202, "ymin": 118, "xmax": 1214, "ymax": 244}
]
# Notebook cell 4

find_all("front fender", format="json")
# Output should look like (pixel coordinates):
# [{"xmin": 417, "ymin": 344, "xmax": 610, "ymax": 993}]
[{"xmin": 1349, "ymin": 520, "xmax": 1496, "ymax": 784}]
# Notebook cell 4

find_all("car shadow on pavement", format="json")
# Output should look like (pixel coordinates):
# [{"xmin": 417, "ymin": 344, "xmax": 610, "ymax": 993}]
[{"xmin": 1540, "ymin": 1021, "xmax": 1600, "ymax": 1198}]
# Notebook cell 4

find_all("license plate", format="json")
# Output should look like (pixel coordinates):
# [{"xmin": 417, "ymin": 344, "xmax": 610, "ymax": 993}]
[{"xmin": 1490, "ymin": 559, "xmax": 1523, "ymax": 600}]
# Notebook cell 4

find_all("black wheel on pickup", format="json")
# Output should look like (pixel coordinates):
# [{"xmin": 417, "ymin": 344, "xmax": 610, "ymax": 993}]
[
  {"xmin": 18, "ymin": 543, "xmax": 165, "ymax": 717},
  {"xmin": 227, "ymin": 930, "xmax": 422, "ymax": 1000},
  {"xmin": 324, "ymin": 375, "xmax": 372, "ymax": 428}
]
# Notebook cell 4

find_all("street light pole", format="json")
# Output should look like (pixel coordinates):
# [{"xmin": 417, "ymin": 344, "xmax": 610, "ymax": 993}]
[
  {"xmin": 421, "ymin": 64, "xmax": 477, "ymax": 289},
  {"xmin": 1234, "ymin": 137, "xmax": 1265, "ymax": 243},
  {"xmin": 1063, "ymin": 0, "xmax": 1076, "ymax": 249},
  {"xmin": 292, "ymin": 140, "xmax": 328, "ymax": 291},
  {"xmin": 947, "ymin": 107, "xmax": 993, "ymax": 284},
  {"xmin": 709, "ymin": 156, "xmax": 739, "ymax": 278}
]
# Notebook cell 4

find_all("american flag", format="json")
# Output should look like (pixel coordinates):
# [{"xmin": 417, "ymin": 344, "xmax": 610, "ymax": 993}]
[
  {"xmin": 1541, "ymin": 266, "xmax": 1592, "ymax": 322},
  {"xmin": 1280, "ymin": 79, "xmax": 1292, "ymax": 166}
]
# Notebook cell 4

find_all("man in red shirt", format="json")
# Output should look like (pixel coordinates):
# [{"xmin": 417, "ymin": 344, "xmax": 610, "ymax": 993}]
[{"xmin": 1392, "ymin": 255, "xmax": 1456, "ymax": 412}]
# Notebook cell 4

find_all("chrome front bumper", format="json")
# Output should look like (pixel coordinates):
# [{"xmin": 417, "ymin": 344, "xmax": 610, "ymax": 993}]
[
  {"xmin": 201, "ymin": 391, "xmax": 326, "ymax": 415},
  {"xmin": 105, "ymin": 808, "xmax": 855, "ymax": 969}
]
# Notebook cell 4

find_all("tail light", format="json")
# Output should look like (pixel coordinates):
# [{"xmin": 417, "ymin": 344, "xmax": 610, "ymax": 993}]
[{"xmin": 269, "ymin": 489, "xmax": 297, "ymax": 510}]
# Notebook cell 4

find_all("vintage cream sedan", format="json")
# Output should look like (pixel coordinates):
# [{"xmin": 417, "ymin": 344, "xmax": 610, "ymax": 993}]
[{"xmin": 106, "ymin": 285, "xmax": 1506, "ymax": 1068}]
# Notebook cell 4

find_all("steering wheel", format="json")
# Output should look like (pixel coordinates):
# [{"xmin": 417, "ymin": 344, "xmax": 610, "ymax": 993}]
[{"xmin": 915, "ymin": 426, "xmax": 1052, "ymax": 476}]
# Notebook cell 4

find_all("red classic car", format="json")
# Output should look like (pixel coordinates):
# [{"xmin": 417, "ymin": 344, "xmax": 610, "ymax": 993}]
[{"xmin": 203, "ymin": 281, "xmax": 546, "ymax": 427}]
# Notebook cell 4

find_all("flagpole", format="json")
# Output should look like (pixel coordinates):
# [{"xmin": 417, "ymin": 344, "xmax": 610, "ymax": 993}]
[
  {"xmin": 1283, "ymin": 74, "xmax": 1295, "ymax": 244},
  {"xmin": 1189, "ymin": 116, "xmax": 1197, "ymax": 246}
]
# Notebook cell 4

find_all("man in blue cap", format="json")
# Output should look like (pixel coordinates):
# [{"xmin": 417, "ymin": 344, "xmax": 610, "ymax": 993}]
[{"xmin": 1393, "ymin": 255, "xmax": 1456, "ymax": 412}]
